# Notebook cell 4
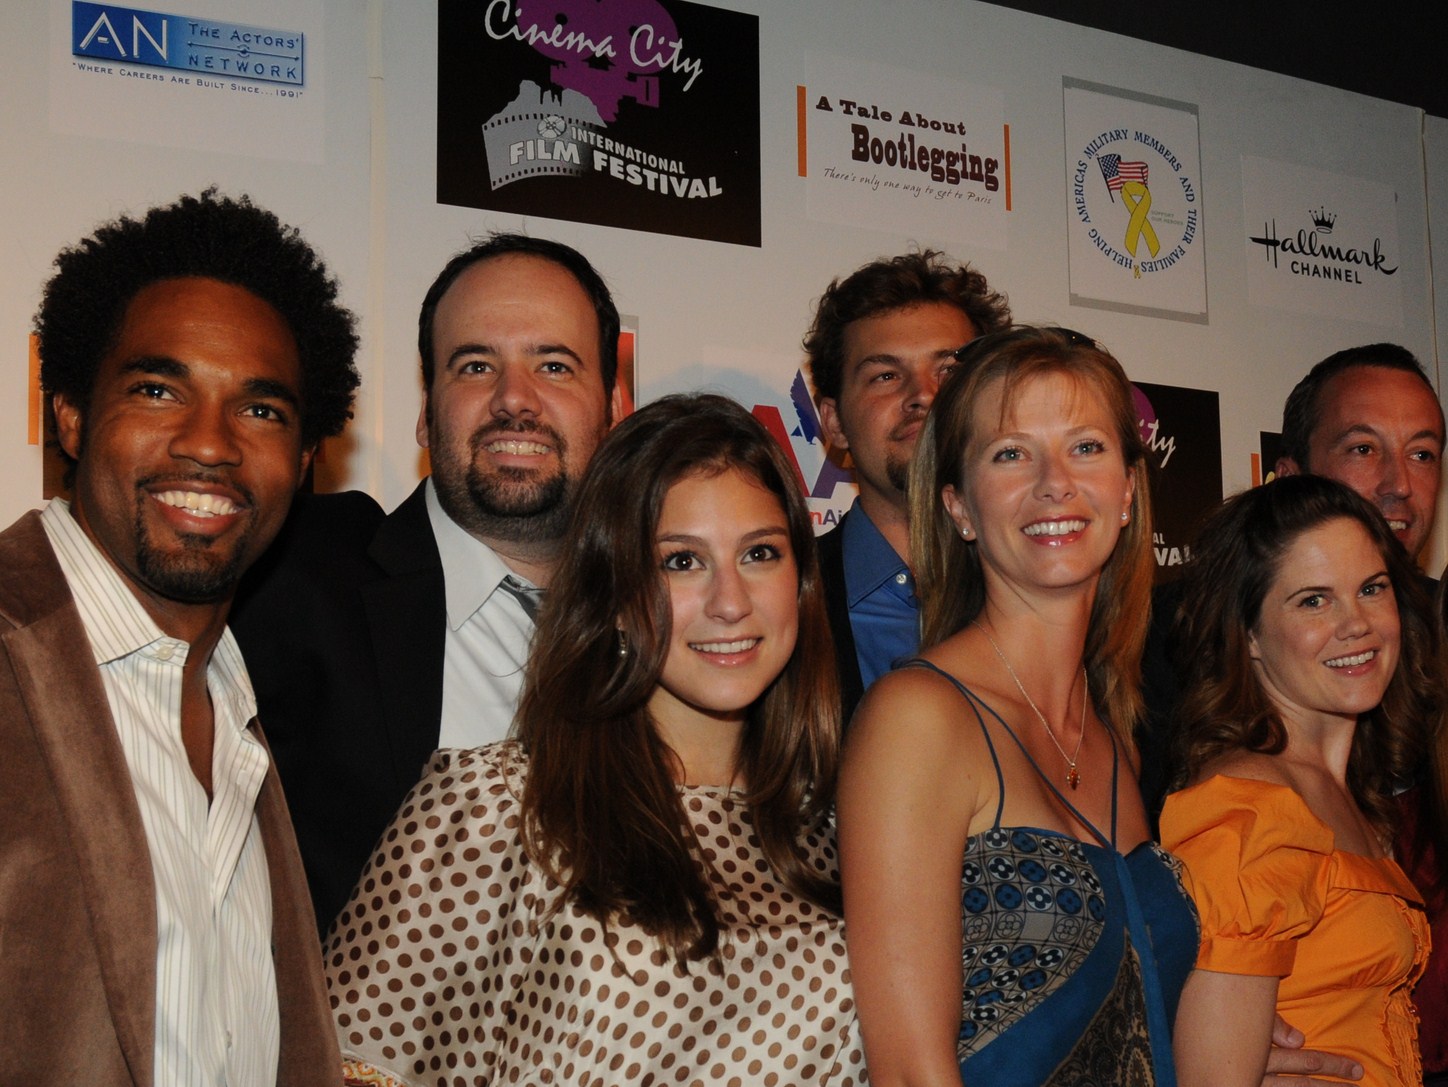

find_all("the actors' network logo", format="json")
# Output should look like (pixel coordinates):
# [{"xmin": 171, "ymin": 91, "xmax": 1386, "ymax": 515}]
[
  {"xmin": 1071, "ymin": 128, "xmax": 1198, "ymax": 281},
  {"xmin": 72, "ymin": 2, "xmax": 304, "ymax": 86},
  {"xmin": 1248, "ymin": 205, "xmax": 1397, "ymax": 283}
]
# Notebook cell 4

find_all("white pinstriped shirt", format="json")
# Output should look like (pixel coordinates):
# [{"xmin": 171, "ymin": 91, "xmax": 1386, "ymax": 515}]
[
  {"xmin": 41, "ymin": 499, "xmax": 280, "ymax": 1087},
  {"xmin": 426, "ymin": 479, "xmax": 535, "ymax": 749}
]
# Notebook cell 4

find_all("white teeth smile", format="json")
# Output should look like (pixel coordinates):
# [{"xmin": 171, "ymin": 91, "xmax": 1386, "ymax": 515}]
[
  {"xmin": 1023, "ymin": 520, "xmax": 1087, "ymax": 537},
  {"xmin": 690, "ymin": 638, "xmax": 760, "ymax": 655},
  {"xmin": 1387, "ymin": 520, "xmax": 1408, "ymax": 532},
  {"xmin": 155, "ymin": 490, "xmax": 238, "ymax": 517},
  {"xmin": 1325, "ymin": 650, "xmax": 1375, "ymax": 668},
  {"xmin": 488, "ymin": 439, "xmax": 550, "ymax": 455}
]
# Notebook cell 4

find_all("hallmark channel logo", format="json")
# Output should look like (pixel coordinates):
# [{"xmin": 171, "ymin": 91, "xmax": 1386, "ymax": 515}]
[
  {"xmin": 73, "ymin": 2, "xmax": 304, "ymax": 86},
  {"xmin": 1248, "ymin": 205, "xmax": 1396, "ymax": 282}
]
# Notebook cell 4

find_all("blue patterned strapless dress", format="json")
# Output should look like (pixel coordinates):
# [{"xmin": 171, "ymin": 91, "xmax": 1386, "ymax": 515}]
[{"xmin": 906, "ymin": 661, "xmax": 1199, "ymax": 1087}]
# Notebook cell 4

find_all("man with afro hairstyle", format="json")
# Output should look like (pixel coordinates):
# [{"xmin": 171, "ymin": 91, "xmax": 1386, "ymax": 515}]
[
  {"xmin": 805, "ymin": 249, "xmax": 1009, "ymax": 722},
  {"xmin": 0, "ymin": 190, "xmax": 358, "ymax": 1086}
]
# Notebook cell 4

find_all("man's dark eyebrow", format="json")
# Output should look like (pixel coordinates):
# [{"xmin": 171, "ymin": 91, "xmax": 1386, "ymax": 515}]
[
  {"xmin": 852, "ymin": 352, "xmax": 903, "ymax": 371},
  {"xmin": 443, "ymin": 342, "xmax": 490, "ymax": 371},
  {"xmin": 531, "ymin": 343, "xmax": 586, "ymax": 366},
  {"xmin": 1325, "ymin": 423, "xmax": 1384, "ymax": 446},
  {"xmin": 245, "ymin": 377, "xmax": 302, "ymax": 409},
  {"xmin": 119, "ymin": 356, "xmax": 188, "ymax": 379}
]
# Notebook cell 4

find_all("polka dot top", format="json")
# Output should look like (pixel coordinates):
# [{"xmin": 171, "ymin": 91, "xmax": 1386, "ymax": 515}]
[{"xmin": 325, "ymin": 742, "xmax": 866, "ymax": 1086}]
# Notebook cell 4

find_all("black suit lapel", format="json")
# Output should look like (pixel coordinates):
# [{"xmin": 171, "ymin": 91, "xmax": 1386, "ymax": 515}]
[{"xmin": 364, "ymin": 485, "xmax": 447, "ymax": 786}]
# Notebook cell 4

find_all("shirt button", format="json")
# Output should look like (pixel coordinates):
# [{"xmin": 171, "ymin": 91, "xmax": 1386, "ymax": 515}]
[
  {"xmin": 155, "ymin": 643, "xmax": 175, "ymax": 661},
  {"xmin": 894, "ymin": 573, "xmax": 908, "ymax": 585}
]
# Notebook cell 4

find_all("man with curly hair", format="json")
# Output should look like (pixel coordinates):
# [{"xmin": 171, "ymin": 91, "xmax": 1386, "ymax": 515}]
[
  {"xmin": 231, "ymin": 233, "xmax": 623, "ymax": 937},
  {"xmin": 0, "ymin": 190, "xmax": 358, "ymax": 1085},
  {"xmin": 804, "ymin": 250, "xmax": 1009, "ymax": 721}
]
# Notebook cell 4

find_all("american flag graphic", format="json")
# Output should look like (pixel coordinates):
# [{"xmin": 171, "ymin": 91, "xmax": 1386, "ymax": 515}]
[{"xmin": 1099, "ymin": 154, "xmax": 1149, "ymax": 196}]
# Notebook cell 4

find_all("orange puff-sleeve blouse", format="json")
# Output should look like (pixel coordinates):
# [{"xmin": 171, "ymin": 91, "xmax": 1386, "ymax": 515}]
[{"xmin": 1161, "ymin": 776, "xmax": 1429, "ymax": 1087}]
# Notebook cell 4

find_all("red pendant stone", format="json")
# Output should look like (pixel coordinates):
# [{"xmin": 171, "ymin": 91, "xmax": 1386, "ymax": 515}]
[{"xmin": 1066, "ymin": 766, "xmax": 1080, "ymax": 790}]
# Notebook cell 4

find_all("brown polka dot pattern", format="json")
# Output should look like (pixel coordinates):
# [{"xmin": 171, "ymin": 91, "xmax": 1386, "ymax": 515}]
[{"xmin": 326, "ymin": 742, "xmax": 866, "ymax": 1086}]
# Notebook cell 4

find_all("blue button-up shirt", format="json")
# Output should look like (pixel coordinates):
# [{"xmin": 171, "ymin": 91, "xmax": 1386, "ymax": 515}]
[{"xmin": 841, "ymin": 501, "xmax": 920, "ymax": 690}]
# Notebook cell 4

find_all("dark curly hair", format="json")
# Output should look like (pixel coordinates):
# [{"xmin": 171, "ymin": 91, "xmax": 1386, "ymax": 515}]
[
  {"xmin": 1278, "ymin": 343, "xmax": 1438, "ymax": 471},
  {"xmin": 803, "ymin": 249, "xmax": 1010, "ymax": 403},
  {"xmin": 417, "ymin": 232, "xmax": 620, "ymax": 394},
  {"xmin": 37, "ymin": 189, "xmax": 360, "ymax": 454},
  {"xmin": 1175, "ymin": 474, "xmax": 1443, "ymax": 836}
]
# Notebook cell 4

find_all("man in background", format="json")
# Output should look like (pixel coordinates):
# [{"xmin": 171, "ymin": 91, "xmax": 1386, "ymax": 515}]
[
  {"xmin": 1273, "ymin": 343, "xmax": 1443, "ymax": 562},
  {"xmin": 804, "ymin": 249, "xmax": 1011, "ymax": 721},
  {"xmin": 232, "ymin": 234, "xmax": 623, "ymax": 934},
  {"xmin": 1, "ymin": 190, "xmax": 357, "ymax": 1084}
]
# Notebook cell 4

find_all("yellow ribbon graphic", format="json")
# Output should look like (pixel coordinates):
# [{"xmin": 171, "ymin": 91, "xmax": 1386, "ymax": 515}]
[{"xmin": 1121, "ymin": 181, "xmax": 1160, "ymax": 278}]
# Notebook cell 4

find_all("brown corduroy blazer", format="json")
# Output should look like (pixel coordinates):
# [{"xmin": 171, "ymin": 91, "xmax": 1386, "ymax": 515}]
[{"xmin": 0, "ymin": 510, "xmax": 341, "ymax": 1086}]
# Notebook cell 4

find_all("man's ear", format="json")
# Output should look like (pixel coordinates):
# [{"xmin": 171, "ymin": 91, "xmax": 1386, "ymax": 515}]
[
  {"xmin": 608, "ymin": 380, "xmax": 627, "ymax": 430},
  {"xmin": 297, "ymin": 445, "xmax": 316, "ymax": 488},
  {"xmin": 415, "ymin": 396, "xmax": 430, "ymax": 449},
  {"xmin": 53, "ymin": 393, "xmax": 83, "ymax": 461},
  {"xmin": 1274, "ymin": 456, "xmax": 1301, "ymax": 478},
  {"xmin": 818, "ymin": 397, "xmax": 849, "ymax": 452}
]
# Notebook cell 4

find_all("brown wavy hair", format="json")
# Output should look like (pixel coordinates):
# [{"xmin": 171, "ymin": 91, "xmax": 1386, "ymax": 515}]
[
  {"xmin": 1175, "ymin": 474, "xmax": 1442, "ymax": 834},
  {"xmin": 515, "ymin": 393, "xmax": 842, "ymax": 961},
  {"xmin": 909, "ymin": 326, "xmax": 1154, "ymax": 740},
  {"xmin": 803, "ymin": 249, "xmax": 1011, "ymax": 403}
]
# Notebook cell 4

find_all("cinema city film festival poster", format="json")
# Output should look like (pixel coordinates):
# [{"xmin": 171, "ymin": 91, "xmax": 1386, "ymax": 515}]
[
  {"xmin": 798, "ymin": 56, "xmax": 1009, "ymax": 248},
  {"xmin": 437, "ymin": 0, "xmax": 760, "ymax": 247},
  {"xmin": 52, "ymin": 0, "xmax": 323, "ymax": 162},
  {"xmin": 1065, "ymin": 80, "xmax": 1206, "ymax": 322},
  {"xmin": 1242, "ymin": 155, "xmax": 1404, "ymax": 328},
  {"xmin": 1133, "ymin": 381, "xmax": 1221, "ymax": 584}
]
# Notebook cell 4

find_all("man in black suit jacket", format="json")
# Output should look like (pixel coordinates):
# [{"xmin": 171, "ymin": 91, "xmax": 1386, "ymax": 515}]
[
  {"xmin": 233, "ymin": 234, "xmax": 624, "ymax": 934},
  {"xmin": 804, "ymin": 251, "xmax": 1010, "ymax": 723}
]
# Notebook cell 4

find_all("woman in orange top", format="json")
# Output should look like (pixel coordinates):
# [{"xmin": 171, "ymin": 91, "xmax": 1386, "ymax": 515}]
[{"xmin": 1161, "ymin": 475, "xmax": 1440, "ymax": 1087}]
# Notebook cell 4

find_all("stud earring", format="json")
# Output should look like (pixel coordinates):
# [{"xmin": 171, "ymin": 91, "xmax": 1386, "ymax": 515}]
[
  {"xmin": 617, "ymin": 630, "xmax": 628, "ymax": 658},
  {"xmin": 1121, "ymin": 511, "xmax": 1130, "ymax": 523}
]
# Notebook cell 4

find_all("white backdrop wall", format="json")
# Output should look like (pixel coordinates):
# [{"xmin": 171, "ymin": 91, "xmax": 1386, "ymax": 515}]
[{"xmin": 4, "ymin": 0, "xmax": 1445, "ymax": 564}]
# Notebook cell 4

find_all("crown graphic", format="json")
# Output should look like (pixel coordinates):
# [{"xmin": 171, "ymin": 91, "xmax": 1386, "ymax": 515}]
[{"xmin": 1309, "ymin": 206, "xmax": 1336, "ymax": 233}]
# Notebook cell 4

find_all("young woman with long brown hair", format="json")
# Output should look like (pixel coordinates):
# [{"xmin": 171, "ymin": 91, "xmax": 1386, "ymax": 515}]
[
  {"xmin": 1163, "ymin": 474, "xmax": 1439, "ymax": 1087},
  {"xmin": 323, "ymin": 393, "xmax": 863, "ymax": 1085}
]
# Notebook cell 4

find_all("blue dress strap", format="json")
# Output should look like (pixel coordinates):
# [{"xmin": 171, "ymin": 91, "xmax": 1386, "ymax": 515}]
[
  {"xmin": 899, "ymin": 658, "xmax": 1119, "ymax": 850},
  {"xmin": 898, "ymin": 658, "xmax": 1007, "ymax": 829}
]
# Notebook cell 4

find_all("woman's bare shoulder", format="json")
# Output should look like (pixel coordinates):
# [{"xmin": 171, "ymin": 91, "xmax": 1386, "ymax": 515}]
[{"xmin": 1196, "ymin": 749, "xmax": 1291, "ymax": 788}]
